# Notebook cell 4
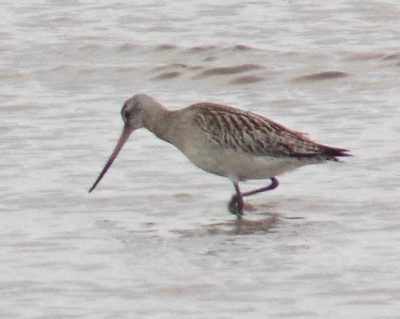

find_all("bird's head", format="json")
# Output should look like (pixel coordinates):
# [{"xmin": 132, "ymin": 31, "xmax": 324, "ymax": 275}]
[
  {"xmin": 89, "ymin": 94, "xmax": 158, "ymax": 192},
  {"xmin": 120, "ymin": 94, "xmax": 149, "ymax": 132}
]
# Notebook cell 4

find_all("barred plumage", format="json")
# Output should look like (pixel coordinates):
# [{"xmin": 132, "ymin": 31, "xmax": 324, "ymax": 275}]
[
  {"xmin": 191, "ymin": 102, "xmax": 346, "ymax": 159},
  {"xmin": 90, "ymin": 94, "xmax": 350, "ymax": 219}
]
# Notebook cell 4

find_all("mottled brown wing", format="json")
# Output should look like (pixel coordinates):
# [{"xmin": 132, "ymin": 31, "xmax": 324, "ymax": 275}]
[{"xmin": 191, "ymin": 103, "xmax": 334, "ymax": 158}]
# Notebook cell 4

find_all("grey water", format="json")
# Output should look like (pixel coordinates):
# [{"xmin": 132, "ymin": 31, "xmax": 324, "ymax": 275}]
[{"xmin": 1, "ymin": 1, "xmax": 400, "ymax": 318}]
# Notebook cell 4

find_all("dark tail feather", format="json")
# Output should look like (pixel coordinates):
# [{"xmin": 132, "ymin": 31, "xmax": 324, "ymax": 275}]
[
  {"xmin": 290, "ymin": 145, "xmax": 351, "ymax": 160},
  {"xmin": 321, "ymin": 145, "xmax": 351, "ymax": 161}
]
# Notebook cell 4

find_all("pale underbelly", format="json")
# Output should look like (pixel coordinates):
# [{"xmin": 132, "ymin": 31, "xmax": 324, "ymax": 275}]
[{"xmin": 182, "ymin": 147, "xmax": 322, "ymax": 182}]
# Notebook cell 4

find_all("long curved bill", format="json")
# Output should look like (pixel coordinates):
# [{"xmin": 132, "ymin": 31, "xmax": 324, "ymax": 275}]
[{"xmin": 89, "ymin": 125, "xmax": 132, "ymax": 193}]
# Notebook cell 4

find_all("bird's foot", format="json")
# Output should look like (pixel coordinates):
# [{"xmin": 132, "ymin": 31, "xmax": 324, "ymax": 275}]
[{"xmin": 228, "ymin": 194, "xmax": 244, "ymax": 218}]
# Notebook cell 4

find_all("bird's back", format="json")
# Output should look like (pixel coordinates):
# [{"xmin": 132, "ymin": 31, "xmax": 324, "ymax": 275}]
[{"xmin": 188, "ymin": 102, "xmax": 349, "ymax": 161}]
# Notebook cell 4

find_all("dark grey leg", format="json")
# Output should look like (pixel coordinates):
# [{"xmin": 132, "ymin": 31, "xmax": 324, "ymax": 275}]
[
  {"xmin": 228, "ymin": 182, "xmax": 244, "ymax": 219},
  {"xmin": 228, "ymin": 178, "xmax": 279, "ymax": 217},
  {"xmin": 242, "ymin": 178, "xmax": 279, "ymax": 197}
]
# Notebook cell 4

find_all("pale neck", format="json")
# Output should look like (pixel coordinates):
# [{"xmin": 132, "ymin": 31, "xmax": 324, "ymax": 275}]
[{"xmin": 143, "ymin": 102, "xmax": 173, "ymax": 141}]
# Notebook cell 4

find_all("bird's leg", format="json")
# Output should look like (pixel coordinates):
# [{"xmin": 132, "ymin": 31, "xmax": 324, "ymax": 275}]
[
  {"xmin": 228, "ymin": 178, "xmax": 279, "ymax": 217},
  {"xmin": 228, "ymin": 182, "xmax": 244, "ymax": 219},
  {"xmin": 242, "ymin": 177, "xmax": 279, "ymax": 198}
]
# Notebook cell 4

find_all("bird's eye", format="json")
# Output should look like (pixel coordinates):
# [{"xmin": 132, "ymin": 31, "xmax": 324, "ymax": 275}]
[{"xmin": 124, "ymin": 110, "xmax": 131, "ymax": 118}]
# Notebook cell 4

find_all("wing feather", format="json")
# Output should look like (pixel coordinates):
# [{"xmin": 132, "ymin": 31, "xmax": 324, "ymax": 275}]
[{"xmin": 191, "ymin": 103, "xmax": 341, "ymax": 158}]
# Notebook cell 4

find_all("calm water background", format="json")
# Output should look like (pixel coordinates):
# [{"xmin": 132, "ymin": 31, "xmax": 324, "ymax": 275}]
[{"xmin": 1, "ymin": 1, "xmax": 400, "ymax": 318}]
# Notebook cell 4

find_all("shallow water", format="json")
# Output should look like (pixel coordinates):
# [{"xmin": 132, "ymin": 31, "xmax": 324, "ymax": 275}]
[{"xmin": 1, "ymin": 1, "xmax": 400, "ymax": 318}]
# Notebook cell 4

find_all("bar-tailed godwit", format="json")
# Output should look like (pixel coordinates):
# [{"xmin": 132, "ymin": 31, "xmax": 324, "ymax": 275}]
[{"xmin": 89, "ymin": 94, "xmax": 350, "ymax": 218}]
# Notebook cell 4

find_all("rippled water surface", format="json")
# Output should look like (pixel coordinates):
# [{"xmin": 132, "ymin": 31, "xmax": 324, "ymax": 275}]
[{"xmin": 1, "ymin": 1, "xmax": 400, "ymax": 318}]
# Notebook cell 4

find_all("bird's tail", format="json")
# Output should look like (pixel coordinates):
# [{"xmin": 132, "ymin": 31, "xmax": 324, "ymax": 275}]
[{"xmin": 321, "ymin": 145, "xmax": 351, "ymax": 161}]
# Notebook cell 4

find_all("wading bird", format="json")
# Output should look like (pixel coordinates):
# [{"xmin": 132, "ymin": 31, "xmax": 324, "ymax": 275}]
[{"xmin": 89, "ymin": 94, "xmax": 350, "ymax": 219}]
